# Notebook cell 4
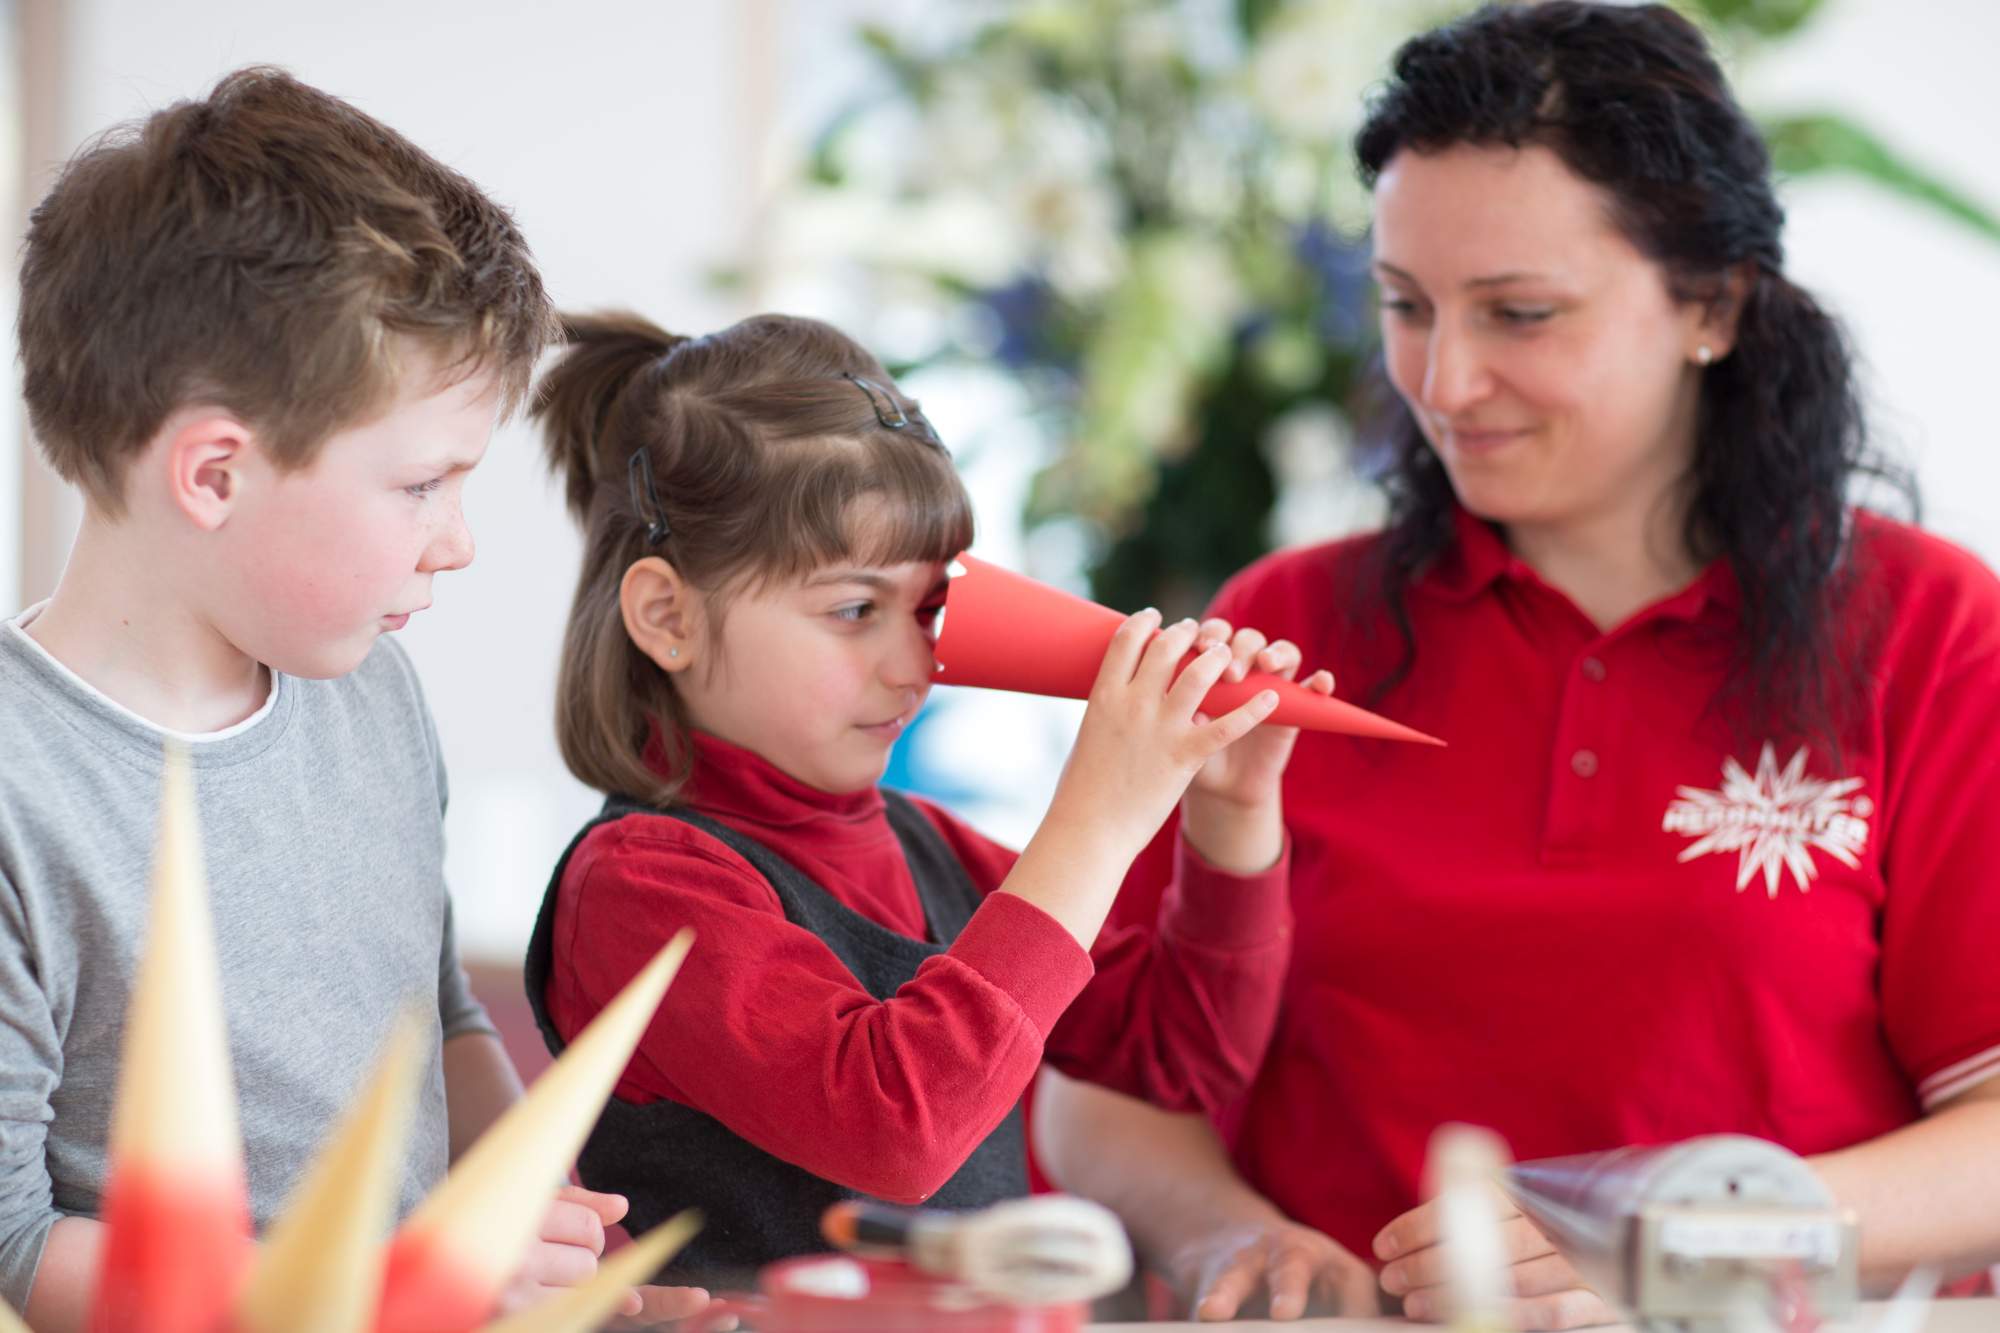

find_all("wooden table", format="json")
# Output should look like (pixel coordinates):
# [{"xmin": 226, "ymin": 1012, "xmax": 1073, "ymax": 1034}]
[{"xmin": 1092, "ymin": 1298, "xmax": 1999, "ymax": 1330}]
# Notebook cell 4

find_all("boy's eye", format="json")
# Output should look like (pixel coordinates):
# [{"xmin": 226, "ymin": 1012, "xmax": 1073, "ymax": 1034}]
[
  {"xmin": 917, "ymin": 603, "xmax": 946, "ymax": 637},
  {"xmin": 1495, "ymin": 305, "xmax": 1555, "ymax": 326},
  {"xmin": 404, "ymin": 477, "xmax": 445, "ymax": 498},
  {"xmin": 832, "ymin": 601, "xmax": 875, "ymax": 623}
]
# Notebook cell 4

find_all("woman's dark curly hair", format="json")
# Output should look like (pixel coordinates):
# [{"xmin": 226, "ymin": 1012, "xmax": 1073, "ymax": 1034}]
[{"xmin": 1348, "ymin": 1, "xmax": 1913, "ymax": 748}]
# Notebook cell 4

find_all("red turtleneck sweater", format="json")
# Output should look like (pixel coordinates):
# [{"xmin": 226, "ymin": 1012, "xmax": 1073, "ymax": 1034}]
[{"xmin": 544, "ymin": 729, "xmax": 1292, "ymax": 1204}]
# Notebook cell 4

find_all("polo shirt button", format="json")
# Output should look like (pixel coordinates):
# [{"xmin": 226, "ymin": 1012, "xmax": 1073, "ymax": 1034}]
[
  {"xmin": 1571, "ymin": 748, "xmax": 1599, "ymax": 777},
  {"xmin": 1580, "ymin": 656, "xmax": 1607, "ymax": 682}
]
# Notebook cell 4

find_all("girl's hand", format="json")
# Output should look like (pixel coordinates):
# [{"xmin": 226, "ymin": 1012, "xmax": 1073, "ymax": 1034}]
[
  {"xmin": 1180, "ymin": 620, "xmax": 1333, "ymax": 873},
  {"xmin": 1046, "ymin": 611, "xmax": 1281, "ymax": 873},
  {"xmin": 1375, "ymin": 1193, "xmax": 1613, "ymax": 1330},
  {"xmin": 495, "ymin": 1184, "xmax": 624, "ymax": 1314}
]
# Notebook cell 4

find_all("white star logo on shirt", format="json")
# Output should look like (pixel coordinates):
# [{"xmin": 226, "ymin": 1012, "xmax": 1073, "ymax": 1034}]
[{"xmin": 1661, "ymin": 744, "xmax": 1871, "ymax": 898}]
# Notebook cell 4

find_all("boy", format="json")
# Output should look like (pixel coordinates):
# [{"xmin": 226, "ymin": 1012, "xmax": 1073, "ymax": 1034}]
[{"xmin": 0, "ymin": 68, "xmax": 688, "ymax": 1327}]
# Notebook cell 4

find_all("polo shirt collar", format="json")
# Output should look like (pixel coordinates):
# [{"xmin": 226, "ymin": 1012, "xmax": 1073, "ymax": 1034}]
[{"xmin": 1418, "ymin": 503, "xmax": 1740, "ymax": 627}]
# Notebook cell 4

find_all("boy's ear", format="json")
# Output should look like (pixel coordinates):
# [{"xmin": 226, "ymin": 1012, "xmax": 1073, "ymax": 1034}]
[
  {"xmin": 621, "ymin": 557, "xmax": 701, "ymax": 673},
  {"xmin": 162, "ymin": 410, "xmax": 258, "ymax": 532}
]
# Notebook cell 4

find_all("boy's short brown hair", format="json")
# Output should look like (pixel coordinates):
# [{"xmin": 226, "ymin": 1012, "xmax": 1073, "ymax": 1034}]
[{"xmin": 18, "ymin": 66, "xmax": 558, "ymax": 511}]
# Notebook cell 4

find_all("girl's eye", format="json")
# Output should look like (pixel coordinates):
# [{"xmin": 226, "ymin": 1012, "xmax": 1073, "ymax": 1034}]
[
  {"xmin": 832, "ymin": 602, "xmax": 875, "ymax": 624},
  {"xmin": 1496, "ymin": 305, "xmax": 1555, "ymax": 326},
  {"xmin": 404, "ymin": 477, "xmax": 445, "ymax": 498}
]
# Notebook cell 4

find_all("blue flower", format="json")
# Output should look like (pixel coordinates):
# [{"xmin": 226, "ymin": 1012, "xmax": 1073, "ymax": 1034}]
[{"xmin": 1293, "ymin": 219, "xmax": 1373, "ymax": 341}]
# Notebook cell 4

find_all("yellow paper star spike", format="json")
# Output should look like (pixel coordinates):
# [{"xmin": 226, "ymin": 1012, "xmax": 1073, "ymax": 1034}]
[
  {"xmin": 376, "ymin": 929, "xmax": 695, "ymax": 1331},
  {"xmin": 481, "ymin": 1211, "xmax": 703, "ymax": 1333},
  {"xmin": 236, "ymin": 1013, "xmax": 425, "ymax": 1333}
]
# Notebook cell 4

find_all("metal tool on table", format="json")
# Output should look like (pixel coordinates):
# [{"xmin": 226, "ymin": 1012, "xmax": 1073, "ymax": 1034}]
[
  {"xmin": 1503, "ymin": 1135, "xmax": 1859, "ymax": 1333},
  {"xmin": 820, "ymin": 1194, "xmax": 1134, "ymax": 1306},
  {"xmin": 678, "ymin": 1195, "xmax": 1134, "ymax": 1332}
]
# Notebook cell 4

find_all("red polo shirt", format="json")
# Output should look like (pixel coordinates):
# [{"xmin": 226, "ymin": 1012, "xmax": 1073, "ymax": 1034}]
[
  {"xmin": 1116, "ymin": 506, "xmax": 2000, "ymax": 1262},
  {"xmin": 546, "ymin": 730, "xmax": 1293, "ymax": 1205}
]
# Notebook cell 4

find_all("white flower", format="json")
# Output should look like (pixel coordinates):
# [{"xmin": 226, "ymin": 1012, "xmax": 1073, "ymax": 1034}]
[
  {"xmin": 1247, "ymin": 0, "xmax": 1463, "ymax": 145},
  {"xmin": 1262, "ymin": 402, "xmax": 1384, "ymax": 545},
  {"xmin": 912, "ymin": 70, "xmax": 1016, "ymax": 191},
  {"xmin": 1001, "ymin": 108, "xmax": 1127, "ymax": 297},
  {"xmin": 765, "ymin": 185, "xmax": 1024, "ymax": 289}
]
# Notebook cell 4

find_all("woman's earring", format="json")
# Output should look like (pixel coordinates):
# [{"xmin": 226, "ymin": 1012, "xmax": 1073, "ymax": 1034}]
[
  {"xmin": 1695, "ymin": 344, "xmax": 1714, "ymax": 366},
  {"xmin": 668, "ymin": 648, "xmax": 679, "ymax": 659}
]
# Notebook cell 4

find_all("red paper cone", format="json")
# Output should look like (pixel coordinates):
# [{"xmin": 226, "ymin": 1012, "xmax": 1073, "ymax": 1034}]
[{"xmin": 932, "ymin": 554, "xmax": 1443, "ymax": 746}]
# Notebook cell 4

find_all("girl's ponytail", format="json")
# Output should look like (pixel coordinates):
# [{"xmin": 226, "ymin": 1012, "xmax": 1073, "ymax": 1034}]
[{"xmin": 533, "ymin": 312, "xmax": 687, "ymax": 523}]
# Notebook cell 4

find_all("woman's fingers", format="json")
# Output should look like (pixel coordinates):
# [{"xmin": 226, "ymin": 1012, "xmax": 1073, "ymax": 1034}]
[
  {"xmin": 1225, "ymin": 627, "xmax": 1269, "ymax": 682},
  {"xmin": 1192, "ymin": 1242, "xmax": 1266, "ymax": 1321}
]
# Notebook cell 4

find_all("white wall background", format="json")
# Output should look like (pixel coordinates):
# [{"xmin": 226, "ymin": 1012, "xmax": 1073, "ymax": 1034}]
[{"xmin": 6, "ymin": 0, "xmax": 1998, "ymax": 961}]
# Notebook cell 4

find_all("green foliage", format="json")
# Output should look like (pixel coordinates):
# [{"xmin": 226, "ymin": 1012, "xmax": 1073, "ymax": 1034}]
[
  {"xmin": 1681, "ymin": 0, "xmax": 1827, "ymax": 39},
  {"xmin": 1766, "ymin": 113, "xmax": 2000, "ymax": 242}
]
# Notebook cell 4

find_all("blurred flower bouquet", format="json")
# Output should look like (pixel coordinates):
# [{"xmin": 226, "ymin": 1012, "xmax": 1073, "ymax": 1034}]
[
  {"xmin": 771, "ymin": 0, "xmax": 2000, "ymax": 616},
  {"xmin": 766, "ymin": 0, "xmax": 1459, "ymax": 614}
]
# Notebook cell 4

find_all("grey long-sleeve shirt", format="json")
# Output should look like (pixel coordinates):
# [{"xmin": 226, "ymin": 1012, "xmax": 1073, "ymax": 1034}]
[{"xmin": 0, "ymin": 618, "xmax": 493, "ymax": 1310}]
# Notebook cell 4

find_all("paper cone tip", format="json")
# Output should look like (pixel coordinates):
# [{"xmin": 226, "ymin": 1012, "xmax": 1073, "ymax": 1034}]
[
  {"xmin": 238, "ymin": 1015, "xmax": 425, "ymax": 1333},
  {"xmin": 387, "ymin": 931, "xmax": 694, "ymax": 1309},
  {"xmin": 479, "ymin": 1211, "xmax": 703, "ymax": 1333}
]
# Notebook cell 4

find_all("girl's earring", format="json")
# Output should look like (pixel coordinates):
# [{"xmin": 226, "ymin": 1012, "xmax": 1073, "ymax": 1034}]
[
  {"xmin": 668, "ymin": 648, "xmax": 680, "ymax": 659},
  {"xmin": 1695, "ymin": 344, "xmax": 1714, "ymax": 366}
]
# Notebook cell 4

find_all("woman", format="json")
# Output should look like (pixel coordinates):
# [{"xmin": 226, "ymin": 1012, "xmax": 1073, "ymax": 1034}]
[{"xmin": 1035, "ymin": 3, "xmax": 2000, "ymax": 1327}]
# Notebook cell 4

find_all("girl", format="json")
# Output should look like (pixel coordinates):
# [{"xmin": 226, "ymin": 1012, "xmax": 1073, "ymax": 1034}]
[{"xmin": 522, "ymin": 311, "xmax": 1329, "ymax": 1283}]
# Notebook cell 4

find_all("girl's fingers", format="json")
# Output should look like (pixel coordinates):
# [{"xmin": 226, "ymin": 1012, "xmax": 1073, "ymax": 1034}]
[
  {"xmin": 556, "ymin": 1183, "xmax": 630, "ymax": 1226},
  {"xmin": 1166, "ymin": 640, "xmax": 1234, "ymax": 718},
  {"xmin": 629, "ymin": 1285, "xmax": 713, "ymax": 1322},
  {"xmin": 1195, "ymin": 690, "xmax": 1280, "ymax": 759},
  {"xmin": 519, "ymin": 1238, "xmax": 598, "ymax": 1288},
  {"xmin": 539, "ymin": 1199, "xmax": 608, "ymax": 1253},
  {"xmin": 1197, "ymin": 617, "xmax": 1234, "ymax": 653},
  {"xmin": 1095, "ymin": 608, "xmax": 1163, "ymax": 694},
  {"xmin": 1302, "ymin": 667, "xmax": 1335, "ymax": 696},
  {"xmin": 1135, "ymin": 617, "xmax": 1204, "ymax": 695}
]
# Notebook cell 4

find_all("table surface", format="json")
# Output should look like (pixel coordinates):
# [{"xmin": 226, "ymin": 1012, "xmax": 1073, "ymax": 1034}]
[{"xmin": 1091, "ymin": 1297, "xmax": 2000, "ymax": 1330}]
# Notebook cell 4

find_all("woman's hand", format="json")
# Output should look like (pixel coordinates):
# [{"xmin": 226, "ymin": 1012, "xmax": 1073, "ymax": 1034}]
[
  {"xmin": 1167, "ymin": 1216, "xmax": 1381, "ymax": 1321},
  {"xmin": 1180, "ymin": 619, "xmax": 1332, "ymax": 873},
  {"xmin": 1375, "ymin": 1193, "xmax": 1614, "ymax": 1329}
]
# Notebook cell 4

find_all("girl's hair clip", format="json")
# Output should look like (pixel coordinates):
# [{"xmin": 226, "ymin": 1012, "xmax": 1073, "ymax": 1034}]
[
  {"xmin": 842, "ymin": 373, "xmax": 948, "ymax": 453},
  {"xmin": 627, "ymin": 447, "xmax": 671, "ymax": 544}
]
